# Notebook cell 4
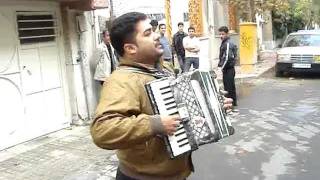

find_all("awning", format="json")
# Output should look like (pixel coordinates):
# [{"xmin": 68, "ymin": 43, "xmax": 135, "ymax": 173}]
[{"xmin": 60, "ymin": 0, "xmax": 108, "ymax": 11}]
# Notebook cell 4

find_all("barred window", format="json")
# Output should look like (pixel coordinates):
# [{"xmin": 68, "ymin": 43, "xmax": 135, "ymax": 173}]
[{"xmin": 17, "ymin": 13, "xmax": 57, "ymax": 44}]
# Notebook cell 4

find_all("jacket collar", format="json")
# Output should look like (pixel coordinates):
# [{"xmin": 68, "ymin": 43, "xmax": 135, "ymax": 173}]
[
  {"xmin": 222, "ymin": 36, "xmax": 230, "ymax": 44},
  {"xmin": 119, "ymin": 58, "xmax": 157, "ymax": 71},
  {"xmin": 118, "ymin": 58, "xmax": 173, "ymax": 78}
]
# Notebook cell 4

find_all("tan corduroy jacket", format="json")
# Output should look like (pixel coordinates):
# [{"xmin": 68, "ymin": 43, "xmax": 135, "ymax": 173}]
[{"xmin": 90, "ymin": 59, "xmax": 192, "ymax": 180}]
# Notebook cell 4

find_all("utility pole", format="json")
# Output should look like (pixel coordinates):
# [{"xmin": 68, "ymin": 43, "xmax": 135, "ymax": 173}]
[{"xmin": 109, "ymin": 0, "xmax": 115, "ymax": 21}]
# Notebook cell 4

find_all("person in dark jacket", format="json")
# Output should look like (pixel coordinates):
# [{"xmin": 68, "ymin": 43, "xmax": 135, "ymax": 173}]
[
  {"xmin": 150, "ymin": 19, "xmax": 159, "ymax": 32},
  {"xmin": 172, "ymin": 22, "xmax": 187, "ymax": 72},
  {"xmin": 218, "ymin": 26, "xmax": 238, "ymax": 107}
]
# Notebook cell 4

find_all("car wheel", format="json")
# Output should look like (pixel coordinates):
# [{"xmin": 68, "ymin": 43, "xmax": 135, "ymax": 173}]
[{"xmin": 275, "ymin": 69, "xmax": 282, "ymax": 77}]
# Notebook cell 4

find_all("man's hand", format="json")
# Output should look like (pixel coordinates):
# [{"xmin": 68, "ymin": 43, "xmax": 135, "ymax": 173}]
[
  {"xmin": 223, "ymin": 97, "xmax": 233, "ymax": 112},
  {"xmin": 161, "ymin": 115, "xmax": 181, "ymax": 136}
]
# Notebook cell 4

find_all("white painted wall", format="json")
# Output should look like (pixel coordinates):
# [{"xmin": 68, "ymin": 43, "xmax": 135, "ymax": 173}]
[
  {"xmin": 112, "ymin": 0, "xmax": 165, "ymax": 17},
  {"xmin": 0, "ymin": 0, "xmax": 72, "ymax": 150},
  {"xmin": 171, "ymin": 0, "xmax": 189, "ymax": 34}
]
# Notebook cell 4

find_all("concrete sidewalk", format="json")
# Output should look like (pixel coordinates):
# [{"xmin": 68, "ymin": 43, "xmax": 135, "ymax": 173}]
[
  {"xmin": 0, "ymin": 127, "xmax": 118, "ymax": 180},
  {"xmin": 214, "ymin": 50, "xmax": 277, "ymax": 81},
  {"xmin": 0, "ymin": 52, "xmax": 276, "ymax": 180}
]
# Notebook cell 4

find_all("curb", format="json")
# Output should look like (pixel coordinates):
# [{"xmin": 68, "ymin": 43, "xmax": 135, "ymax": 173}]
[{"xmin": 215, "ymin": 64, "xmax": 275, "ymax": 84}]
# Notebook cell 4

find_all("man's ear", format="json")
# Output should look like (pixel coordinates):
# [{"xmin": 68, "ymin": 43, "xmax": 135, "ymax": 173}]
[{"xmin": 123, "ymin": 43, "xmax": 137, "ymax": 55}]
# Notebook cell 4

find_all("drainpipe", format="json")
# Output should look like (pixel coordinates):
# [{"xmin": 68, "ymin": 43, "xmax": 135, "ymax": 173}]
[{"xmin": 75, "ymin": 13, "xmax": 93, "ymax": 123}]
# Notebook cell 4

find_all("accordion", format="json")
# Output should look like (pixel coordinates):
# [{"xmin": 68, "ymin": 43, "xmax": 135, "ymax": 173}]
[{"xmin": 145, "ymin": 70, "xmax": 234, "ymax": 158}]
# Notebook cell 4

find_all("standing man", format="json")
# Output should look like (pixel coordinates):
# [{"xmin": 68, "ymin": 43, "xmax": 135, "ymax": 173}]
[
  {"xmin": 94, "ymin": 30, "xmax": 119, "ymax": 85},
  {"xmin": 159, "ymin": 23, "xmax": 174, "ymax": 71},
  {"xmin": 172, "ymin": 22, "xmax": 187, "ymax": 72},
  {"xmin": 150, "ymin": 19, "xmax": 158, "ymax": 33},
  {"xmin": 90, "ymin": 12, "xmax": 233, "ymax": 180},
  {"xmin": 183, "ymin": 27, "xmax": 200, "ymax": 72},
  {"xmin": 218, "ymin": 26, "xmax": 238, "ymax": 107}
]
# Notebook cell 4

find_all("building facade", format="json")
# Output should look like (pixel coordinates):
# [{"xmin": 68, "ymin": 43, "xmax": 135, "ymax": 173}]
[{"xmin": 0, "ymin": 0, "xmax": 108, "ymax": 150}]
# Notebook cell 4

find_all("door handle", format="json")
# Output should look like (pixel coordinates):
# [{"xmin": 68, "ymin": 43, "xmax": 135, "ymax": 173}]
[{"xmin": 22, "ymin": 66, "xmax": 32, "ymax": 75}]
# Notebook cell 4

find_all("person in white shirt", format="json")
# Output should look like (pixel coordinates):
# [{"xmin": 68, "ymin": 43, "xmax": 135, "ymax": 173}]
[
  {"xmin": 94, "ymin": 30, "xmax": 119, "ymax": 85},
  {"xmin": 182, "ymin": 27, "xmax": 200, "ymax": 72}
]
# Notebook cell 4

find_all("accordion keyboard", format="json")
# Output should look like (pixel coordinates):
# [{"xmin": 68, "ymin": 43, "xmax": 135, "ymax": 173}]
[
  {"xmin": 148, "ymin": 79, "xmax": 192, "ymax": 157},
  {"xmin": 146, "ymin": 70, "xmax": 235, "ymax": 159}
]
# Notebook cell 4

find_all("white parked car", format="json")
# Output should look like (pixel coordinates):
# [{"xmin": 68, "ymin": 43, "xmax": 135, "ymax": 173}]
[{"xmin": 275, "ymin": 30, "xmax": 320, "ymax": 76}]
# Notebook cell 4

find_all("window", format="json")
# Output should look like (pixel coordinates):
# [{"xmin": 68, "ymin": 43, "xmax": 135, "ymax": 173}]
[
  {"xmin": 17, "ymin": 13, "xmax": 57, "ymax": 44},
  {"xmin": 183, "ymin": 12, "xmax": 189, "ymax": 22},
  {"xmin": 283, "ymin": 34, "xmax": 320, "ymax": 47}
]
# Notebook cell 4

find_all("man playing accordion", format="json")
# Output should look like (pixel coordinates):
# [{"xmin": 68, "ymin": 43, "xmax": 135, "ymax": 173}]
[{"xmin": 90, "ymin": 12, "xmax": 233, "ymax": 180}]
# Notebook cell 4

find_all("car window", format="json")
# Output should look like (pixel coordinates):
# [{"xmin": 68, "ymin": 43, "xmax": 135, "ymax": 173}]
[{"xmin": 283, "ymin": 34, "xmax": 320, "ymax": 47}]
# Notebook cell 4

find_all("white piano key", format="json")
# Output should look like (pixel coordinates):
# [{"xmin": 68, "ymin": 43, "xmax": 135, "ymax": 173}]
[
  {"xmin": 160, "ymin": 87, "xmax": 171, "ymax": 93},
  {"xmin": 160, "ymin": 92, "xmax": 174, "ymax": 100},
  {"xmin": 176, "ymin": 133, "xmax": 188, "ymax": 141}
]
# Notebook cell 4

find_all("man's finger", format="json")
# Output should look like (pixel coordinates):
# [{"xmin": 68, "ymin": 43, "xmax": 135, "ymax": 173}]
[
  {"xmin": 223, "ymin": 97, "xmax": 233, "ymax": 104},
  {"xmin": 223, "ymin": 104, "xmax": 233, "ymax": 110}
]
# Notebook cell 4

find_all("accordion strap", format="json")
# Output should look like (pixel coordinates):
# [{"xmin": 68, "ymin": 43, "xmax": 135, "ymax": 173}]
[{"xmin": 119, "ymin": 67, "xmax": 170, "ymax": 79}]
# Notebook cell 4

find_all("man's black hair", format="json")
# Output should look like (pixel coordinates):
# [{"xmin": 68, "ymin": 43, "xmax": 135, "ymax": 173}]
[
  {"xmin": 102, "ymin": 29, "xmax": 110, "ymax": 38},
  {"xmin": 158, "ymin": 23, "xmax": 166, "ymax": 30},
  {"xmin": 110, "ymin": 12, "xmax": 147, "ymax": 57},
  {"xmin": 178, "ymin": 22, "xmax": 184, "ymax": 27},
  {"xmin": 188, "ymin": 26, "xmax": 195, "ymax": 31},
  {"xmin": 102, "ymin": 30, "xmax": 109, "ymax": 36},
  {"xmin": 150, "ymin": 19, "xmax": 158, "ymax": 26},
  {"xmin": 218, "ymin": 26, "xmax": 229, "ymax": 33}
]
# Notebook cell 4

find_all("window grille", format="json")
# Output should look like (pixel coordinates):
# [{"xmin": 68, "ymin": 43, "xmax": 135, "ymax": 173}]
[{"xmin": 17, "ymin": 13, "xmax": 57, "ymax": 44}]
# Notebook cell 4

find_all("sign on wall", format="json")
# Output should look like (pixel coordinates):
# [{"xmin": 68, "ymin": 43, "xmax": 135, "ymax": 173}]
[{"xmin": 91, "ymin": 0, "xmax": 109, "ymax": 9}]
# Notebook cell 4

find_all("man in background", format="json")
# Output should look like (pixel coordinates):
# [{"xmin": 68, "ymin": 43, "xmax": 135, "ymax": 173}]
[
  {"xmin": 159, "ymin": 23, "xmax": 174, "ymax": 71},
  {"xmin": 183, "ymin": 27, "xmax": 200, "ymax": 72},
  {"xmin": 94, "ymin": 30, "xmax": 119, "ymax": 85},
  {"xmin": 172, "ymin": 22, "xmax": 187, "ymax": 72},
  {"xmin": 218, "ymin": 26, "xmax": 238, "ymax": 107},
  {"xmin": 150, "ymin": 19, "xmax": 158, "ymax": 32}
]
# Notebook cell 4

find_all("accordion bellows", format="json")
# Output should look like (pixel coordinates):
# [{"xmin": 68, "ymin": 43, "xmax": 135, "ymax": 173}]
[{"xmin": 145, "ymin": 70, "xmax": 235, "ymax": 159}]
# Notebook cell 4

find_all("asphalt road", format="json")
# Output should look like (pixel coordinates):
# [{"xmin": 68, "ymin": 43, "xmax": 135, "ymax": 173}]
[{"xmin": 189, "ymin": 70, "xmax": 320, "ymax": 180}]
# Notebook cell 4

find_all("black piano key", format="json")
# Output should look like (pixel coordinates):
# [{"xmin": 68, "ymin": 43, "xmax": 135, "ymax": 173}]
[
  {"xmin": 175, "ymin": 130, "xmax": 186, "ymax": 137},
  {"xmin": 167, "ymin": 105, "xmax": 177, "ymax": 111},
  {"xmin": 164, "ymin": 97, "xmax": 174, "ymax": 101},
  {"xmin": 177, "ymin": 137, "xmax": 188, "ymax": 143},
  {"xmin": 177, "ymin": 126, "xmax": 184, "ymax": 131},
  {"xmin": 169, "ymin": 111, "xmax": 178, "ymax": 115},
  {"xmin": 161, "ymin": 90, "xmax": 172, "ymax": 95},
  {"xmin": 159, "ymin": 86, "xmax": 170, "ymax": 90},
  {"xmin": 178, "ymin": 141, "xmax": 190, "ymax": 147},
  {"xmin": 165, "ymin": 101, "xmax": 176, "ymax": 106}
]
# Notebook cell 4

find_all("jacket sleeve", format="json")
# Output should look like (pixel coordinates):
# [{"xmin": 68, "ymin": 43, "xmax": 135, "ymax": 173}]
[
  {"xmin": 94, "ymin": 46, "xmax": 110, "ymax": 81},
  {"xmin": 90, "ymin": 74, "xmax": 165, "ymax": 150},
  {"xmin": 228, "ymin": 43, "xmax": 238, "ymax": 67},
  {"xmin": 172, "ymin": 34, "xmax": 177, "ymax": 53}
]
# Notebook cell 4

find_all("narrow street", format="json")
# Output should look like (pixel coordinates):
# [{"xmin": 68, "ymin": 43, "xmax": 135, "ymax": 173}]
[
  {"xmin": 1, "ymin": 0, "xmax": 319, "ymax": 180},
  {"xmin": 1, "ymin": 68, "xmax": 320, "ymax": 180},
  {"xmin": 189, "ymin": 69, "xmax": 320, "ymax": 180}
]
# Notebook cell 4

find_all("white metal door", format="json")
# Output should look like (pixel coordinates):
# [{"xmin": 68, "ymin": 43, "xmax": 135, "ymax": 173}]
[
  {"xmin": 0, "ymin": 7, "xmax": 70, "ymax": 150},
  {"xmin": 18, "ymin": 11, "xmax": 70, "ymax": 139}
]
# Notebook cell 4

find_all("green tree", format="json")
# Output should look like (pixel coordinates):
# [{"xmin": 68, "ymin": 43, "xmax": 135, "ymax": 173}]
[
  {"xmin": 293, "ymin": 0, "xmax": 316, "ymax": 29},
  {"xmin": 313, "ymin": 0, "xmax": 320, "ymax": 25},
  {"xmin": 229, "ymin": 0, "xmax": 290, "ymax": 22},
  {"xmin": 272, "ymin": 0, "xmax": 319, "ymax": 39}
]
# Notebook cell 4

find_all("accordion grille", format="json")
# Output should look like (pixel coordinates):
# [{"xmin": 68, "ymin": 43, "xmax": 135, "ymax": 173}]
[{"xmin": 175, "ymin": 76, "xmax": 213, "ymax": 144}]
